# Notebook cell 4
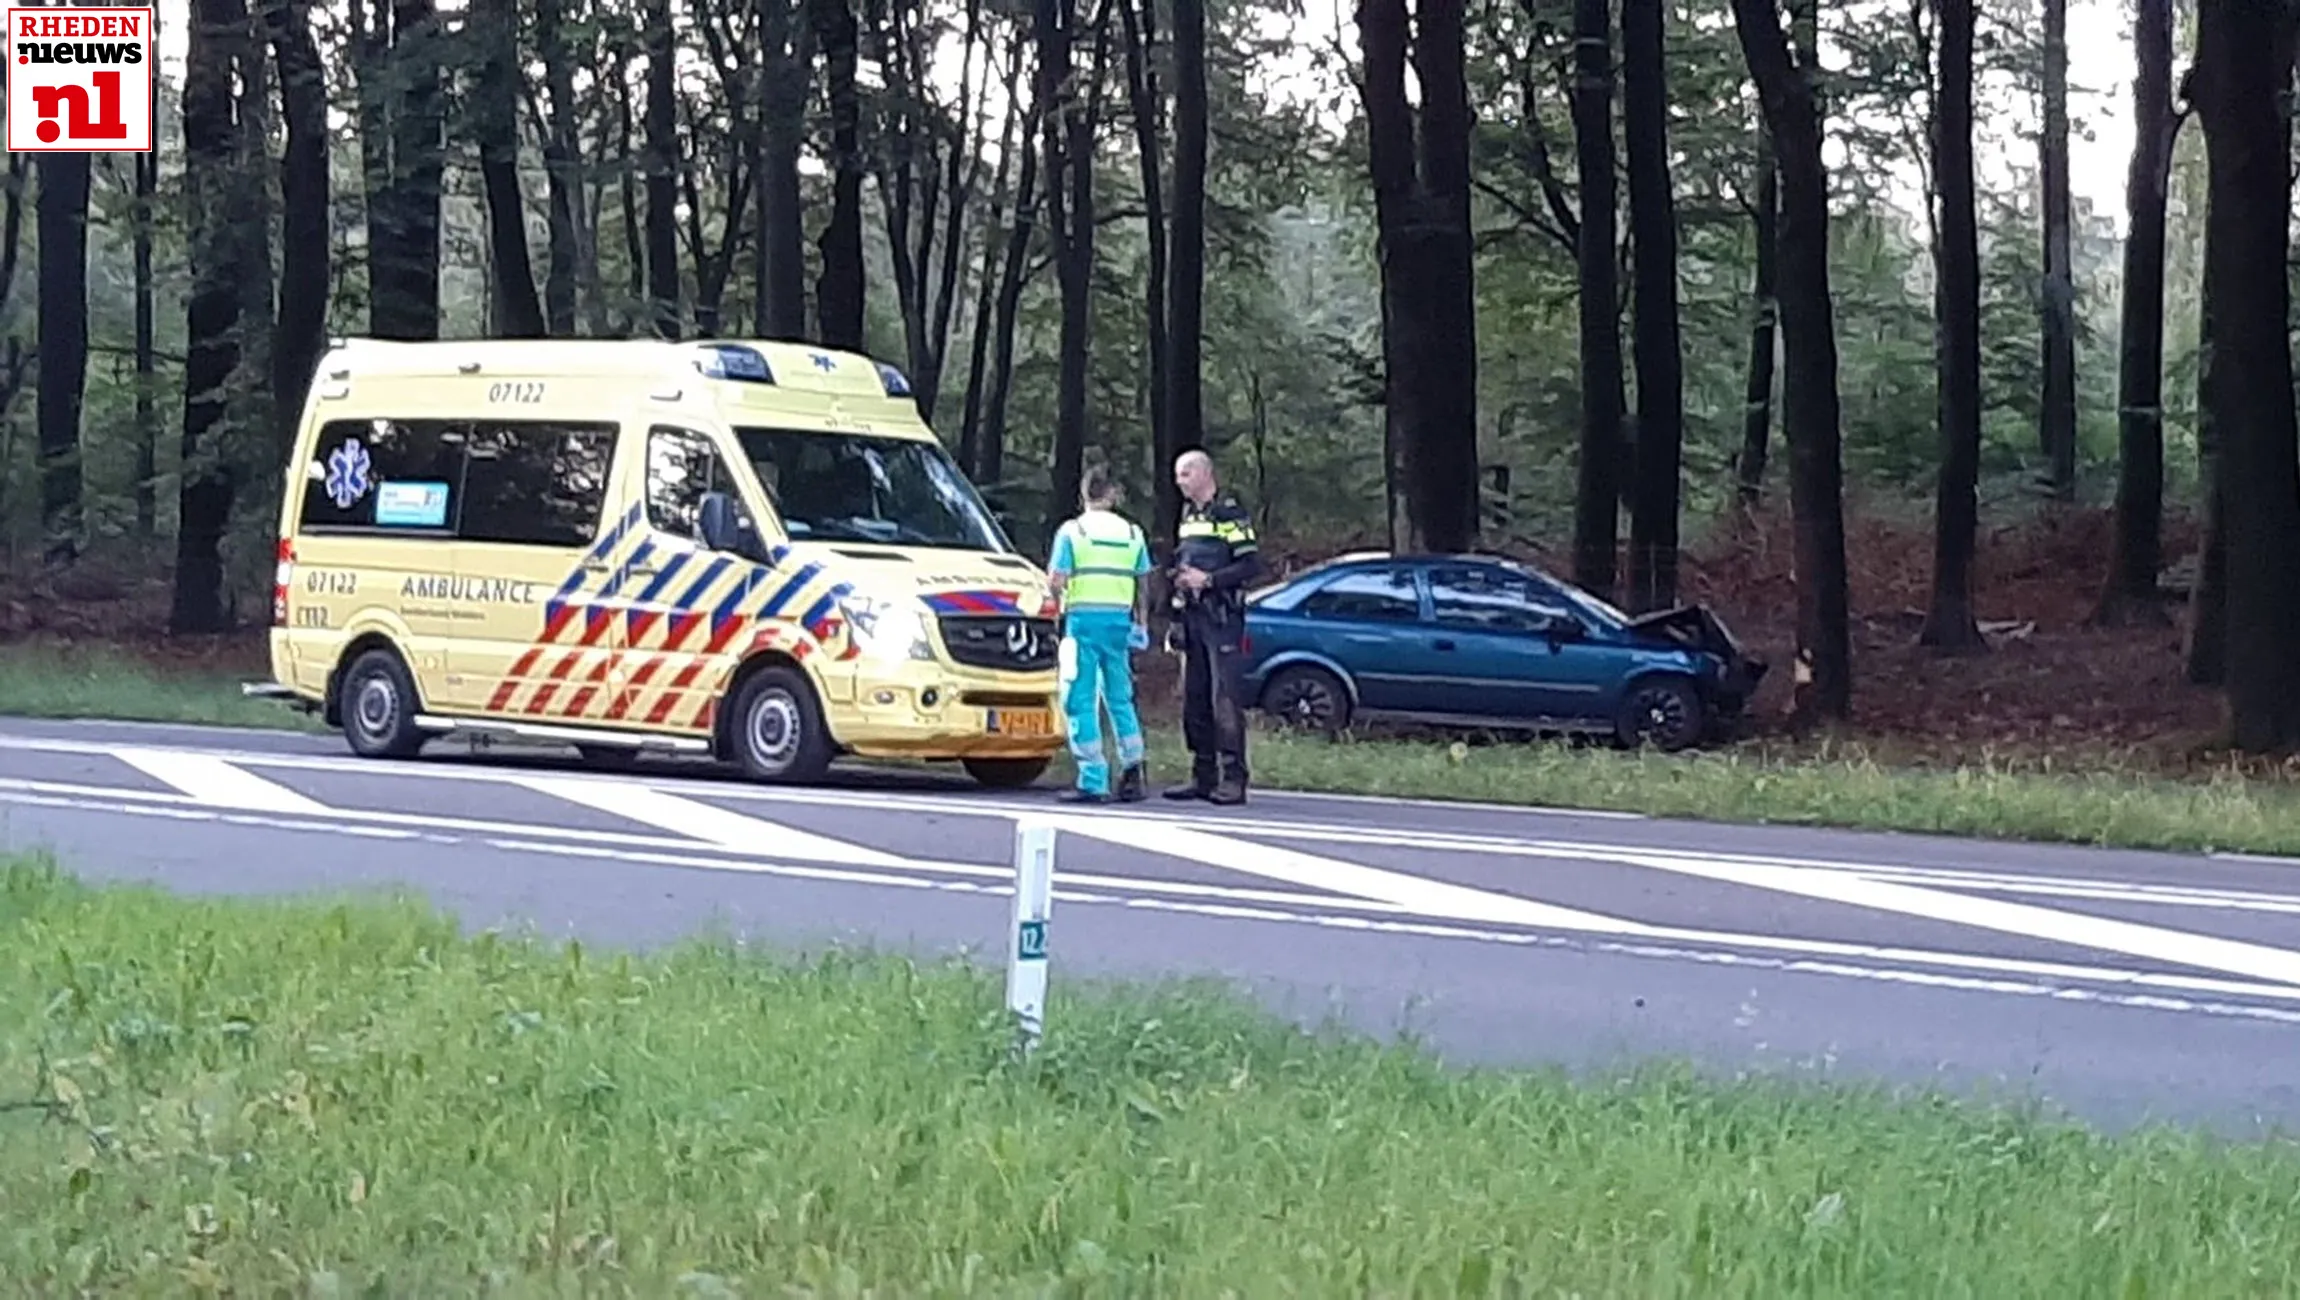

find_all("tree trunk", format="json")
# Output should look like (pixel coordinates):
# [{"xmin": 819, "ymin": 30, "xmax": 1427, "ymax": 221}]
[
  {"xmin": 813, "ymin": 0, "xmax": 866, "ymax": 351},
  {"xmin": 1622, "ymin": 0, "xmax": 1684, "ymax": 613},
  {"xmin": 2184, "ymin": 266, "xmax": 2226, "ymax": 685},
  {"xmin": 1734, "ymin": 130, "xmax": 1778, "ymax": 510},
  {"xmin": 1732, "ymin": 0, "xmax": 1853, "ymax": 721},
  {"xmin": 2037, "ymin": 0, "xmax": 2078, "ymax": 500},
  {"xmin": 1166, "ymin": 0, "xmax": 1207, "ymax": 542},
  {"xmin": 959, "ymin": 38, "xmax": 1028, "ymax": 476},
  {"xmin": 133, "ymin": 151, "xmax": 157, "ymax": 537},
  {"xmin": 755, "ymin": 0, "xmax": 813, "ymax": 340},
  {"xmin": 2095, "ymin": 0, "xmax": 2177, "ymax": 626},
  {"xmin": 1119, "ymin": 0, "xmax": 1172, "ymax": 535},
  {"xmin": 374, "ymin": 0, "xmax": 443, "ymax": 341},
  {"xmin": 1404, "ymin": 0, "xmax": 1479, "ymax": 554},
  {"xmin": 978, "ymin": 112, "xmax": 1040, "ymax": 489},
  {"xmin": 472, "ymin": 0, "xmax": 544, "ymax": 339},
  {"xmin": 1040, "ymin": 0, "xmax": 1107, "ymax": 539},
  {"xmin": 267, "ymin": 0, "xmax": 332, "ymax": 448},
  {"xmin": 2195, "ymin": 0, "xmax": 2300, "ymax": 750},
  {"xmin": 1570, "ymin": 0, "xmax": 1623, "ymax": 600},
  {"xmin": 36, "ymin": 153, "xmax": 91, "ymax": 569},
  {"xmin": 1920, "ymin": 0, "xmax": 1986, "ymax": 653},
  {"xmin": 171, "ymin": 0, "xmax": 249, "ymax": 635},
  {"xmin": 534, "ymin": 0, "xmax": 584, "ymax": 335},
  {"xmin": 641, "ymin": 0, "xmax": 681, "ymax": 340}
]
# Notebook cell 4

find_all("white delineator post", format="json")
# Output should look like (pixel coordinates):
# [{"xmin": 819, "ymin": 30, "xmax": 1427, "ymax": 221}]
[{"xmin": 1006, "ymin": 819, "xmax": 1057, "ymax": 1054}]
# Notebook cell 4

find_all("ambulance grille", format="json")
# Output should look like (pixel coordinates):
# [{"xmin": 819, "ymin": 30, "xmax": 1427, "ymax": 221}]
[{"xmin": 935, "ymin": 614, "xmax": 1059, "ymax": 673}]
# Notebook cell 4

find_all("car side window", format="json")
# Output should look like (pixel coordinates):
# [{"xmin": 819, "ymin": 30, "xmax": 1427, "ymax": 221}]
[
  {"xmin": 1299, "ymin": 568, "xmax": 1423, "ymax": 622},
  {"xmin": 645, "ymin": 426, "xmax": 727, "ymax": 541},
  {"xmin": 456, "ymin": 420, "xmax": 617, "ymax": 548},
  {"xmin": 1429, "ymin": 564, "xmax": 1567, "ymax": 634}
]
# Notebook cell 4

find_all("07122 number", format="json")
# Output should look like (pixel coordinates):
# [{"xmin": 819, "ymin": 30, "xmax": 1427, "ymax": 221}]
[{"xmin": 486, "ymin": 381, "xmax": 545, "ymax": 404}]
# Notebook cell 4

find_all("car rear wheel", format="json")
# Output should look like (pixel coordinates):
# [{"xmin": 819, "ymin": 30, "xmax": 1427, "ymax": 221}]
[
  {"xmin": 1617, "ymin": 674, "xmax": 1705, "ymax": 752},
  {"xmin": 963, "ymin": 756, "xmax": 1052, "ymax": 789},
  {"xmin": 339, "ymin": 647, "xmax": 426, "ymax": 760},
  {"xmin": 728, "ymin": 666, "xmax": 835, "ymax": 784},
  {"xmin": 1261, "ymin": 665, "xmax": 1352, "ymax": 736}
]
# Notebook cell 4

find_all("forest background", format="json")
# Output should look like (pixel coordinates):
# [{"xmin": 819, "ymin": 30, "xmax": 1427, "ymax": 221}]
[{"xmin": 3, "ymin": 0, "xmax": 2298, "ymax": 776}]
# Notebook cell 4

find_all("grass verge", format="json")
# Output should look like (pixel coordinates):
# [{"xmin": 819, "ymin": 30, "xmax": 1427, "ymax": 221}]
[
  {"xmin": 10, "ymin": 641, "xmax": 2300, "ymax": 858},
  {"xmin": 0, "ymin": 642, "xmax": 324, "ymax": 732},
  {"xmin": 4, "ymin": 855, "xmax": 2298, "ymax": 1295}
]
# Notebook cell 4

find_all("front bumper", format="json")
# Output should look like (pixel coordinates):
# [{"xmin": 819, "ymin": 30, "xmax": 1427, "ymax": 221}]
[{"xmin": 824, "ymin": 660, "xmax": 1064, "ymax": 759}]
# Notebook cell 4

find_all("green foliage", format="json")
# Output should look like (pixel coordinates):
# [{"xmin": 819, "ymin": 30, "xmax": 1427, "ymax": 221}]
[{"xmin": 6, "ymin": 857, "xmax": 2300, "ymax": 1292}]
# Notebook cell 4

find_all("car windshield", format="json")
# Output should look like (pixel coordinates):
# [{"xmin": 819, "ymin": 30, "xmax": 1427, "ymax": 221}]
[{"xmin": 733, "ymin": 426, "xmax": 1010, "ymax": 553}]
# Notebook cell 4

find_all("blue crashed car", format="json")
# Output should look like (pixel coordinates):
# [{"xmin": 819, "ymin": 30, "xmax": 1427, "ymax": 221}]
[{"xmin": 1238, "ymin": 552, "xmax": 1767, "ymax": 751}]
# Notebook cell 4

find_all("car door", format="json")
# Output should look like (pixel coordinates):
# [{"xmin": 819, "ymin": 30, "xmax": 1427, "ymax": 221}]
[
  {"xmin": 1288, "ymin": 565, "xmax": 1428, "ymax": 712},
  {"xmin": 450, "ymin": 417, "xmax": 628, "ymax": 722},
  {"xmin": 1420, "ymin": 562, "xmax": 1578, "ymax": 719}
]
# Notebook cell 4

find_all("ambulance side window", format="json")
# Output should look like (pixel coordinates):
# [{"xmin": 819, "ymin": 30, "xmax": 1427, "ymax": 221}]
[
  {"xmin": 646, "ymin": 426, "xmax": 729, "ymax": 542},
  {"xmin": 298, "ymin": 418, "xmax": 466, "ymax": 534},
  {"xmin": 459, "ymin": 420, "xmax": 618, "ymax": 548}
]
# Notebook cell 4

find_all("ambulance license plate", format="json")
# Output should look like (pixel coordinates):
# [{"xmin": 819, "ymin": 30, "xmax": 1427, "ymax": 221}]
[{"xmin": 986, "ymin": 708, "xmax": 1054, "ymax": 738}]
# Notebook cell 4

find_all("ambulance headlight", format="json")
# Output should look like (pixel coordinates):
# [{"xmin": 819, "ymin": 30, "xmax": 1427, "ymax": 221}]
[{"xmin": 839, "ymin": 594, "xmax": 934, "ymax": 662}]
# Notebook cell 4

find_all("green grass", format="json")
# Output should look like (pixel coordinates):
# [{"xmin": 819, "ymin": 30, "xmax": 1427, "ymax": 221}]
[
  {"xmin": 3, "ymin": 856, "xmax": 2298, "ymax": 1296},
  {"xmin": 11, "ymin": 640, "xmax": 2300, "ymax": 859},
  {"xmin": 0, "ymin": 643, "xmax": 325, "ymax": 733}
]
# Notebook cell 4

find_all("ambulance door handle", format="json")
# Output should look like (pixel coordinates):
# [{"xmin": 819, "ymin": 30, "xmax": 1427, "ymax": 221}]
[{"xmin": 624, "ymin": 565, "xmax": 659, "ymax": 579}]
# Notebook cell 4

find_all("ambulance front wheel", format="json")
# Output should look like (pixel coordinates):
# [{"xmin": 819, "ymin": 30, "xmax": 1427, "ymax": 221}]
[
  {"xmin": 727, "ymin": 665, "xmax": 835, "ymax": 784},
  {"xmin": 339, "ymin": 647, "xmax": 426, "ymax": 760}
]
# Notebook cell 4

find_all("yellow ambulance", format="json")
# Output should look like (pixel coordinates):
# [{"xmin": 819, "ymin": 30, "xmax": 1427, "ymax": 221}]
[{"xmin": 246, "ymin": 336, "xmax": 1065, "ymax": 788}]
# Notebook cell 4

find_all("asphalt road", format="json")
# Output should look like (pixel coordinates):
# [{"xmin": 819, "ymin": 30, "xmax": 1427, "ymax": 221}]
[{"xmin": 4, "ymin": 714, "xmax": 2300, "ymax": 1137}]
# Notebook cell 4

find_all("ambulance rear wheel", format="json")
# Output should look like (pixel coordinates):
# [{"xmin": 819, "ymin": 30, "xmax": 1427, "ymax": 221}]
[
  {"xmin": 728, "ymin": 666, "xmax": 834, "ymax": 784},
  {"xmin": 962, "ymin": 756, "xmax": 1052, "ymax": 789},
  {"xmin": 339, "ymin": 647, "xmax": 425, "ymax": 760}
]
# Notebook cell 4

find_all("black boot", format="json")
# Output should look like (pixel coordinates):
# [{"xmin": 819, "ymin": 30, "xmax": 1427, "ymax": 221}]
[
  {"xmin": 1115, "ymin": 764, "xmax": 1148, "ymax": 803},
  {"xmin": 1208, "ymin": 766, "xmax": 1248, "ymax": 806},
  {"xmin": 1164, "ymin": 766, "xmax": 1216, "ymax": 801}
]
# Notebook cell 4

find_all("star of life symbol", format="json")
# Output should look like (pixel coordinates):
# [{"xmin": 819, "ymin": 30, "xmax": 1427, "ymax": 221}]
[
  {"xmin": 326, "ymin": 439, "xmax": 373, "ymax": 510},
  {"xmin": 809, "ymin": 352, "xmax": 836, "ymax": 371},
  {"xmin": 6, "ymin": 6, "xmax": 157, "ymax": 153}
]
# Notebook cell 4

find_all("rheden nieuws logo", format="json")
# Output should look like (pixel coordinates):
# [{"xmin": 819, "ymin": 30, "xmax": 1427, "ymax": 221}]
[{"xmin": 6, "ymin": 5, "xmax": 154, "ymax": 153}]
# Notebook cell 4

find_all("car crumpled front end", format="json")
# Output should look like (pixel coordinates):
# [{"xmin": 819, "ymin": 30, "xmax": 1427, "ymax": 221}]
[{"xmin": 1625, "ymin": 605, "xmax": 1768, "ymax": 712}]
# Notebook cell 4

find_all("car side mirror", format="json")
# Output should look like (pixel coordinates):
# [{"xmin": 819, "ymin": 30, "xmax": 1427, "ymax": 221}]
[
  {"xmin": 698, "ymin": 491, "xmax": 746, "ymax": 554},
  {"xmin": 1537, "ymin": 617, "xmax": 1580, "ymax": 649}
]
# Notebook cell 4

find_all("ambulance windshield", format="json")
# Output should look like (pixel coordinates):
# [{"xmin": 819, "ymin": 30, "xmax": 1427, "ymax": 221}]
[{"xmin": 734, "ymin": 426, "xmax": 1010, "ymax": 553}]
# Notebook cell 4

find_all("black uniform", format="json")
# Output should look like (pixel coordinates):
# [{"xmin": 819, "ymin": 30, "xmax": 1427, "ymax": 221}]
[{"xmin": 1165, "ymin": 493, "xmax": 1264, "ymax": 803}]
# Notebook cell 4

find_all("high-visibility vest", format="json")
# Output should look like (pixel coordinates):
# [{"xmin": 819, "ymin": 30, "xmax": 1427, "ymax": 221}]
[{"xmin": 1058, "ymin": 513, "xmax": 1146, "ymax": 610}]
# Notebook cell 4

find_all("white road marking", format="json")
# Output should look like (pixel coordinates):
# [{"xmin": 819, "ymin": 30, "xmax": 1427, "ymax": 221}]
[
  {"xmin": 511, "ymin": 774, "xmax": 911, "ymax": 869},
  {"xmin": 481, "ymin": 838, "xmax": 2300, "ymax": 1030},
  {"xmin": 113, "ymin": 747, "xmax": 330, "ymax": 815},
  {"xmin": 12, "ymin": 783, "xmax": 2300, "ymax": 1013},
  {"xmin": 1596, "ymin": 846, "xmax": 2300, "ymax": 990},
  {"xmin": 1052, "ymin": 813, "xmax": 1647, "ymax": 934}
]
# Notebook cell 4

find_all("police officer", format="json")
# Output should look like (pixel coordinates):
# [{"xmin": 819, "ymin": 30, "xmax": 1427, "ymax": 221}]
[
  {"xmin": 1046, "ymin": 465, "xmax": 1152, "ymax": 804},
  {"xmin": 1164, "ymin": 448, "xmax": 1263, "ymax": 805}
]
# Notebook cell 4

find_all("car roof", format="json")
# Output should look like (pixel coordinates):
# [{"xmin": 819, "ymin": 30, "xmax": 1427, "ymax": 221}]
[{"xmin": 1287, "ymin": 549, "xmax": 1566, "ymax": 583}]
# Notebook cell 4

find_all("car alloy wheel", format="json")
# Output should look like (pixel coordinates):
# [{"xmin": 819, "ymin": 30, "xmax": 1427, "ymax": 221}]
[
  {"xmin": 1622, "ymin": 676, "xmax": 1703, "ymax": 752},
  {"xmin": 1263, "ymin": 665, "xmax": 1350, "ymax": 736}
]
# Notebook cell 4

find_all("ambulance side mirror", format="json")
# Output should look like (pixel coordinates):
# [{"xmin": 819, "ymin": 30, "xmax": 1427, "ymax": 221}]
[{"xmin": 698, "ymin": 491, "xmax": 746, "ymax": 554}]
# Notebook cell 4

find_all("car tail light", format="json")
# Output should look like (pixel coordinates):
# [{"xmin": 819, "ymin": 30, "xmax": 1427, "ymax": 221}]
[{"xmin": 272, "ymin": 537, "xmax": 295, "ymax": 625}]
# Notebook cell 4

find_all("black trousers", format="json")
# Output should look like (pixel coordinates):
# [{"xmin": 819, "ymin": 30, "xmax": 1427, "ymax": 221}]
[{"xmin": 1179, "ymin": 606, "xmax": 1249, "ymax": 782}]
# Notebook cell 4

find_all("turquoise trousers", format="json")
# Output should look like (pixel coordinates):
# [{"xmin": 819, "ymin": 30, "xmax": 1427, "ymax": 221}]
[{"xmin": 1059, "ymin": 611, "xmax": 1145, "ymax": 794}]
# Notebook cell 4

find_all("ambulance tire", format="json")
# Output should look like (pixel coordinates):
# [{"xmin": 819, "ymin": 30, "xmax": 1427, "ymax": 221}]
[
  {"xmin": 961, "ymin": 756, "xmax": 1052, "ymax": 789},
  {"xmin": 339, "ymin": 647, "xmax": 426, "ymax": 760},
  {"xmin": 728, "ymin": 665, "xmax": 834, "ymax": 784}
]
